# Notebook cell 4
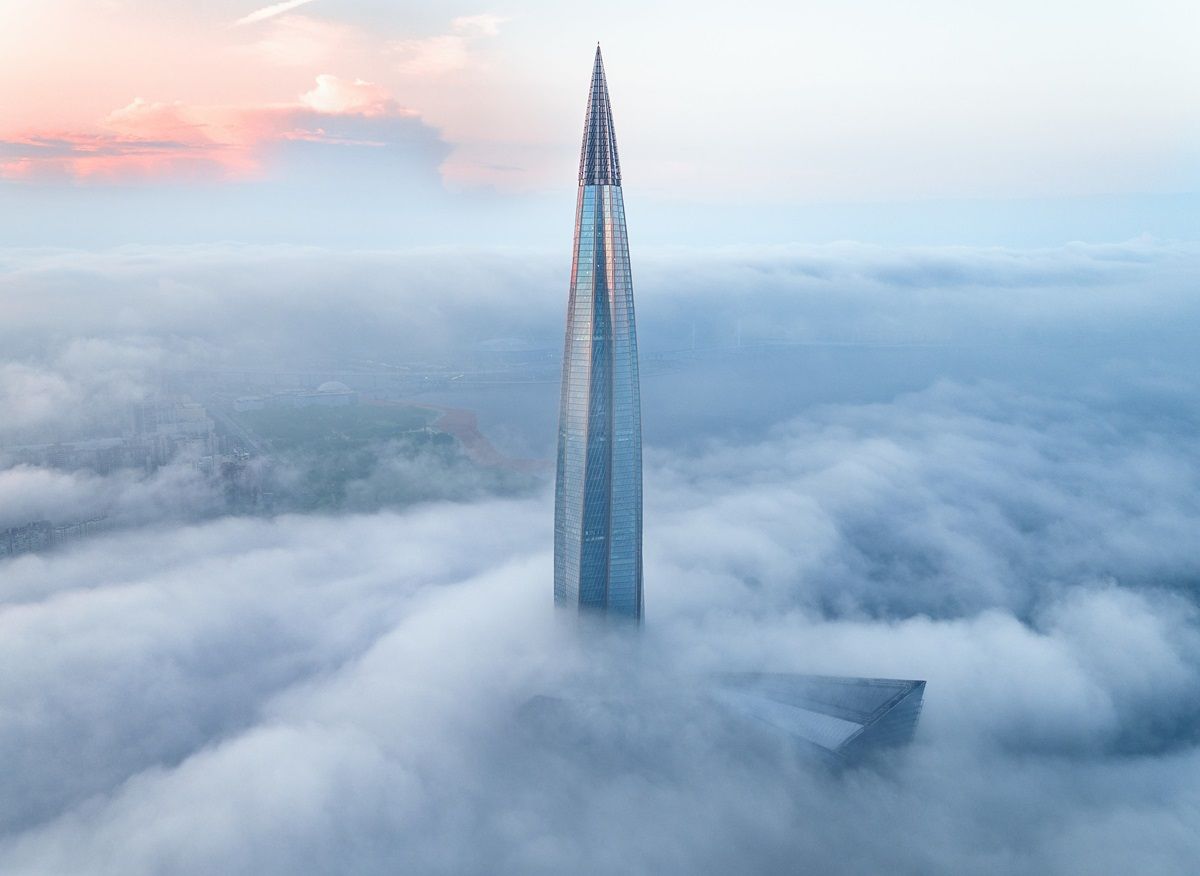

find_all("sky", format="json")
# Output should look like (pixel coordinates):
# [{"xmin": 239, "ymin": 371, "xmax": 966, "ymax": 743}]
[
  {"xmin": 1, "ymin": 0, "xmax": 1198, "ymax": 245},
  {"xmin": 3, "ymin": 2, "xmax": 1200, "ymax": 874}
]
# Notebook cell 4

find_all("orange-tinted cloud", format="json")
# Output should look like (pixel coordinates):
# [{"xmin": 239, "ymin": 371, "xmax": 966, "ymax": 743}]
[{"xmin": 0, "ymin": 76, "xmax": 417, "ymax": 182}]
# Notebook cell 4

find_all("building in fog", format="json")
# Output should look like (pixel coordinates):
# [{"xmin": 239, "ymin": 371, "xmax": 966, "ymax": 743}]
[
  {"xmin": 133, "ymin": 399, "xmax": 217, "ymax": 465},
  {"xmin": 2, "ymin": 398, "xmax": 216, "ymax": 474},
  {"xmin": 2, "ymin": 517, "xmax": 110, "ymax": 559},
  {"xmin": 521, "ymin": 672, "xmax": 925, "ymax": 768},
  {"xmin": 537, "ymin": 48, "xmax": 925, "ymax": 757},
  {"xmin": 554, "ymin": 46, "xmax": 644, "ymax": 621},
  {"xmin": 709, "ymin": 673, "xmax": 926, "ymax": 765}
]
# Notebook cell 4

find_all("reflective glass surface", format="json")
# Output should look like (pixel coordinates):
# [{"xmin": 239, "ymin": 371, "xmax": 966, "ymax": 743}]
[{"xmin": 554, "ymin": 48, "xmax": 643, "ymax": 621}]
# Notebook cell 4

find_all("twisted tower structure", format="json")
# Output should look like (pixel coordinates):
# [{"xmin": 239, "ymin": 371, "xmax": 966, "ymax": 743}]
[{"xmin": 554, "ymin": 46, "xmax": 643, "ymax": 621}]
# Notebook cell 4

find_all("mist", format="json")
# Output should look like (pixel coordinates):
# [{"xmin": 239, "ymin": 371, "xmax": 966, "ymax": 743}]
[{"xmin": 1, "ymin": 234, "xmax": 1199, "ymax": 873}]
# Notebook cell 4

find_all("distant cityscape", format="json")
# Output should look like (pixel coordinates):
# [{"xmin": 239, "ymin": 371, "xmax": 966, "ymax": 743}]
[
  {"xmin": 0, "ymin": 323, "xmax": 982, "ymax": 564},
  {"xmin": 0, "ymin": 346, "xmax": 570, "ymax": 560}
]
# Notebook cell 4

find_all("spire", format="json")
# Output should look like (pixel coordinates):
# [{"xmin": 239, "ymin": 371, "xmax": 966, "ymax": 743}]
[{"xmin": 579, "ymin": 45, "xmax": 621, "ymax": 186}]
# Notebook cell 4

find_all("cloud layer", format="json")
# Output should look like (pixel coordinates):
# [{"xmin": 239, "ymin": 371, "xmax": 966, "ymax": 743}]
[
  {"xmin": 3, "ymin": 237, "xmax": 1195, "ymax": 362},
  {"xmin": 3, "ymin": 237, "xmax": 1196, "ymax": 449},
  {"xmin": 2, "ymin": 239, "xmax": 1199, "ymax": 872},
  {"xmin": 3, "ymin": 376, "xmax": 1200, "ymax": 873}
]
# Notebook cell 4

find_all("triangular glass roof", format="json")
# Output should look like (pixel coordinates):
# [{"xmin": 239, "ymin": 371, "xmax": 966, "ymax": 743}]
[{"xmin": 579, "ymin": 45, "xmax": 621, "ymax": 186}]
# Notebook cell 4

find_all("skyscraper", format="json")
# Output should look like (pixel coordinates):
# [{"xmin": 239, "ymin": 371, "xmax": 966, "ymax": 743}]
[{"xmin": 554, "ymin": 46, "xmax": 643, "ymax": 621}]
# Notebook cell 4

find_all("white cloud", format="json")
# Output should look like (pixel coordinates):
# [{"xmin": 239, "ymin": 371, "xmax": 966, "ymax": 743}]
[
  {"xmin": 235, "ymin": 13, "xmax": 356, "ymax": 67},
  {"xmin": 452, "ymin": 14, "xmax": 506, "ymax": 37},
  {"xmin": 392, "ymin": 12, "xmax": 505, "ymax": 77},
  {"xmin": 299, "ymin": 74, "xmax": 400, "ymax": 116},
  {"xmin": 234, "ymin": 0, "xmax": 320, "ymax": 27}
]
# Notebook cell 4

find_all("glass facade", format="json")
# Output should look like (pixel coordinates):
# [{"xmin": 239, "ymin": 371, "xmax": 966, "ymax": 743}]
[
  {"xmin": 709, "ymin": 674, "xmax": 926, "ymax": 765},
  {"xmin": 554, "ymin": 47, "xmax": 643, "ymax": 621}
]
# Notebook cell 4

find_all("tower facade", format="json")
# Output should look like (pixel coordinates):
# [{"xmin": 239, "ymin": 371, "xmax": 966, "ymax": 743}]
[{"xmin": 554, "ymin": 47, "xmax": 643, "ymax": 621}]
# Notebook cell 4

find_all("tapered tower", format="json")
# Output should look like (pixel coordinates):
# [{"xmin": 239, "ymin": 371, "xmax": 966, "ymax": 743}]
[{"xmin": 554, "ymin": 46, "xmax": 643, "ymax": 621}]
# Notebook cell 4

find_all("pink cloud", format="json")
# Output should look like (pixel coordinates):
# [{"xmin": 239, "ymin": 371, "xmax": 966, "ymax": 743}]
[
  {"xmin": 103, "ymin": 99, "xmax": 211, "ymax": 143},
  {"xmin": 0, "ymin": 76, "xmax": 415, "ymax": 182},
  {"xmin": 0, "ymin": 130, "xmax": 250, "ymax": 182}
]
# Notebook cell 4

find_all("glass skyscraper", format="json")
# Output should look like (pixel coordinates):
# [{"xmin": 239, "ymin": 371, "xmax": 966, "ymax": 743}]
[{"xmin": 554, "ymin": 46, "xmax": 643, "ymax": 621}]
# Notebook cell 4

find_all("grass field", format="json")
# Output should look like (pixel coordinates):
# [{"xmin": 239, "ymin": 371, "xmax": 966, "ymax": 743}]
[{"xmin": 231, "ymin": 403, "xmax": 460, "ymax": 510}]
